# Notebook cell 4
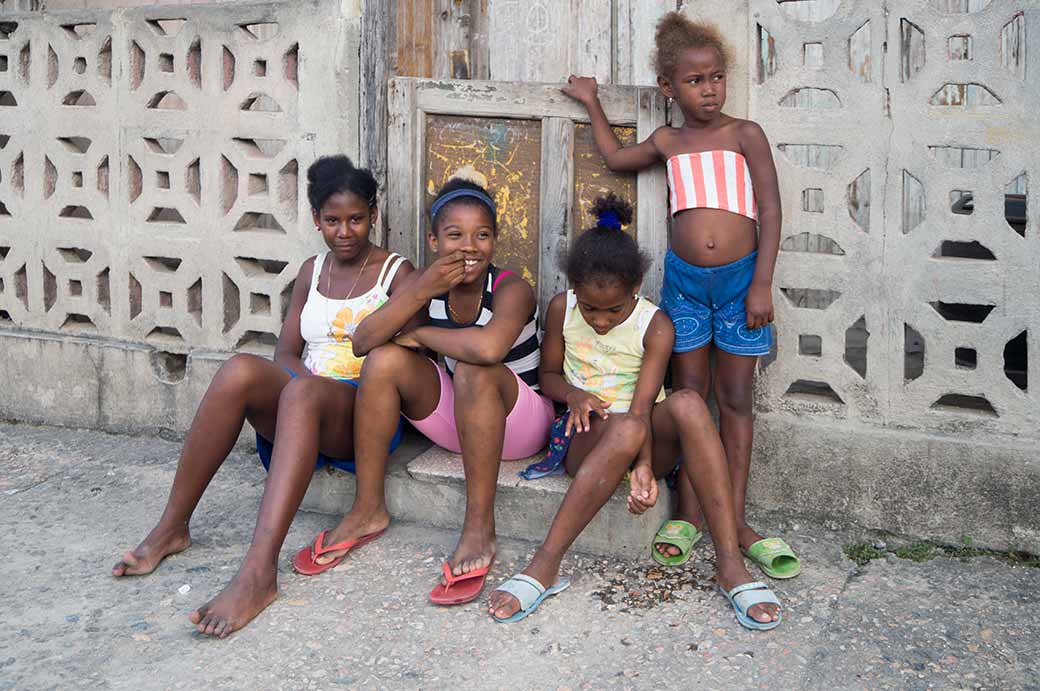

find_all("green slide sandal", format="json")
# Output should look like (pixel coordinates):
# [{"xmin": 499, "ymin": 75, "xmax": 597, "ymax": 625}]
[
  {"xmin": 745, "ymin": 537, "xmax": 801, "ymax": 579},
  {"xmin": 651, "ymin": 520, "xmax": 703, "ymax": 566}
]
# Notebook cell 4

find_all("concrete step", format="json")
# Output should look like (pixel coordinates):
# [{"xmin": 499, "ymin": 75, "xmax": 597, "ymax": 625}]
[{"xmin": 300, "ymin": 433, "xmax": 671, "ymax": 560}]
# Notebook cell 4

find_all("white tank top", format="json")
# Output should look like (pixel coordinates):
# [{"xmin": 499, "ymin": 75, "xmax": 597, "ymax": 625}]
[{"xmin": 301, "ymin": 251, "xmax": 404, "ymax": 381}]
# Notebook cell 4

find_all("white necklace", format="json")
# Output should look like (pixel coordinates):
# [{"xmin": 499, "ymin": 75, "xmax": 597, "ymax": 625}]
[{"xmin": 325, "ymin": 246, "xmax": 373, "ymax": 338}]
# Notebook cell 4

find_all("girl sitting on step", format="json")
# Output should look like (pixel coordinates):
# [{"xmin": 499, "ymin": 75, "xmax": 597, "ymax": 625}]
[
  {"xmin": 292, "ymin": 172, "xmax": 554, "ymax": 607},
  {"xmin": 487, "ymin": 194, "xmax": 782, "ymax": 630},
  {"xmin": 113, "ymin": 155, "xmax": 414, "ymax": 638}
]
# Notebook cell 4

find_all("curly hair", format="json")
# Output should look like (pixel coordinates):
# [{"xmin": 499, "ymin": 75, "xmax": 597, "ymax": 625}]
[
  {"xmin": 306, "ymin": 155, "xmax": 378, "ymax": 212},
  {"xmin": 562, "ymin": 193, "xmax": 649, "ymax": 291},
  {"xmin": 652, "ymin": 12, "xmax": 732, "ymax": 79}
]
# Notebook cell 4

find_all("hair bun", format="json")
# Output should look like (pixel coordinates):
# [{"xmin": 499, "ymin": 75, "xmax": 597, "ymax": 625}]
[
  {"xmin": 589, "ymin": 192, "xmax": 634, "ymax": 230},
  {"xmin": 449, "ymin": 164, "xmax": 489, "ymax": 190}
]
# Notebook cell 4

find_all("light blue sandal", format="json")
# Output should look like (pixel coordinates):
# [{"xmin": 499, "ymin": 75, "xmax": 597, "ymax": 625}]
[
  {"xmin": 719, "ymin": 580, "xmax": 783, "ymax": 631},
  {"xmin": 491, "ymin": 574, "xmax": 571, "ymax": 623}
]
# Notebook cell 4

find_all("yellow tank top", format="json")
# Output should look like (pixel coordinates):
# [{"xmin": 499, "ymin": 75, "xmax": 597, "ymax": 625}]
[{"xmin": 562, "ymin": 290, "xmax": 666, "ymax": 414}]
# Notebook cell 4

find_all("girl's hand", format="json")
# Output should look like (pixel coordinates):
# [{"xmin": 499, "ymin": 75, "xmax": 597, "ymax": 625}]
[
  {"xmin": 393, "ymin": 330, "xmax": 423, "ymax": 349},
  {"xmin": 627, "ymin": 462, "xmax": 658, "ymax": 515},
  {"xmin": 416, "ymin": 252, "xmax": 467, "ymax": 299},
  {"xmin": 745, "ymin": 283, "xmax": 774, "ymax": 330},
  {"xmin": 564, "ymin": 390, "xmax": 611, "ymax": 435},
  {"xmin": 561, "ymin": 75, "xmax": 598, "ymax": 105}
]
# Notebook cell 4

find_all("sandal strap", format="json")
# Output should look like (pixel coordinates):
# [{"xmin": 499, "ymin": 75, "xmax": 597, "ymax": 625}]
[
  {"xmin": 493, "ymin": 574, "xmax": 546, "ymax": 611},
  {"xmin": 727, "ymin": 581, "xmax": 781, "ymax": 616},
  {"xmin": 654, "ymin": 520, "xmax": 699, "ymax": 551},
  {"xmin": 747, "ymin": 538, "xmax": 797, "ymax": 564},
  {"xmin": 312, "ymin": 529, "xmax": 369, "ymax": 557},
  {"xmin": 728, "ymin": 580, "xmax": 769, "ymax": 597},
  {"xmin": 441, "ymin": 561, "xmax": 491, "ymax": 586},
  {"xmin": 732, "ymin": 588, "xmax": 781, "ymax": 614}
]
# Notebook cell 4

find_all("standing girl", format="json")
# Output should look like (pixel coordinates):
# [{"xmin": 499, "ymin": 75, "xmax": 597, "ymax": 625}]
[
  {"xmin": 113, "ymin": 155, "xmax": 413, "ymax": 637},
  {"xmin": 561, "ymin": 12, "xmax": 800, "ymax": 579},
  {"xmin": 487, "ymin": 195, "xmax": 782, "ymax": 629},
  {"xmin": 291, "ymin": 175, "xmax": 554, "ymax": 606}
]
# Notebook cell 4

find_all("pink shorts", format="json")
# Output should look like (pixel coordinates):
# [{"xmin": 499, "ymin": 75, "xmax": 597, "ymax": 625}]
[{"xmin": 406, "ymin": 360, "xmax": 554, "ymax": 459}]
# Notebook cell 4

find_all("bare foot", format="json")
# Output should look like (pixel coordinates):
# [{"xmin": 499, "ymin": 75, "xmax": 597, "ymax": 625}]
[
  {"xmin": 112, "ymin": 523, "xmax": 191, "ymax": 577},
  {"xmin": 443, "ymin": 523, "xmax": 495, "ymax": 583},
  {"xmin": 715, "ymin": 555, "xmax": 780, "ymax": 624},
  {"xmin": 487, "ymin": 549, "xmax": 560, "ymax": 620},
  {"xmin": 188, "ymin": 564, "xmax": 278, "ymax": 638},
  {"xmin": 312, "ymin": 506, "xmax": 391, "ymax": 566}
]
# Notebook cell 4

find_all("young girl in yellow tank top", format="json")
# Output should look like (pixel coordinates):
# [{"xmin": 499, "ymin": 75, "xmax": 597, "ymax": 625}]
[
  {"xmin": 488, "ymin": 195, "xmax": 782, "ymax": 630},
  {"xmin": 562, "ymin": 12, "xmax": 800, "ymax": 582}
]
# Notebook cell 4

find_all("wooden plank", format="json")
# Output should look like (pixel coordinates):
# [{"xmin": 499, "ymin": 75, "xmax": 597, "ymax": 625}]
[
  {"xmin": 488, "ymin": 0, "xmax": 574, "ymax": 82},
  {"xmin": 386, "ymin": 78, "xmax": 422, "ymax": 264},
  {"xmin": 413, "ymin": 79, "xmax": 643, "ymax": 125},
  {"xmin": 575, "ymin": 0, "xmax": 613, "ymax": 82},
  {"xmin": 469, "ymin": 0, "xmax": 491, "ymax": 80},
  {"xmin": 360, "ymin": 0, "xmax": 393, "ymax": 245},
  {"xmin": 395, "ymin": 0, "xmax": 435, "ymax": 77},
  {"xmin": 635, "ymin": 87, "xmax": 668, "ymax": 301},
  {"xmin": 615, "ymin": 0, "xmax": 673, "ymax": 85},
  {"xmin": 433, "ymin": 0, "xmax": 472, "ymax": 79},
  {"xmin": 539, "ymin": 117, "xmax": 575, "ymax": 311},
  {"xmin": 573, "ymin": 123, "xmax": 638, "ymax": 239},
  {"xmin": 423, "ymin": 114, "xmax": 543, "ymax": 283}
]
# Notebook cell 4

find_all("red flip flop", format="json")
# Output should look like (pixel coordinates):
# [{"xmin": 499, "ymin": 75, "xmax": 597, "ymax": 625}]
[
  {"xmin": 291, "ymin": 528, "xmax": 385, "ymax": 576},
  {"xmin": 428, "ymin": 560, "xmax": 493, "ymax": 606}
]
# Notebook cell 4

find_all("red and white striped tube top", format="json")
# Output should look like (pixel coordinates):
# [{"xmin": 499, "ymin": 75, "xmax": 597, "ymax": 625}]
[{"xmin": 665, "ymin": 150, "xmax": 758, "ymax": 221}]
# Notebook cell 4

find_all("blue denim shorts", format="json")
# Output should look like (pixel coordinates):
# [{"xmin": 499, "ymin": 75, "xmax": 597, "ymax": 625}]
[
  {"xmin": 256, "ymin": 373, "xmax": 404, "ymax": 474},
  {"xmin": 660, "ymin": 250, "xmax": 773, "ymax": 356}
]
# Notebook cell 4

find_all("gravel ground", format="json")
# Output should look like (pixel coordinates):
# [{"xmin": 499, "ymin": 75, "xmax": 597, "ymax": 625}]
[{"xmin": 0, "ymin": 422, "xmax": 1037, "ymax": 690}]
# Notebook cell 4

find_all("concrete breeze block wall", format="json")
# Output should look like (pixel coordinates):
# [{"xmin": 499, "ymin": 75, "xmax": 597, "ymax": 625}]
[
  {"xmin": 751, "ymin": 0, "xmax": 1038, "ymax": 439},
  {"xmin": 0, "ymin": 1, "xmax": 361, "ymax": 433}
]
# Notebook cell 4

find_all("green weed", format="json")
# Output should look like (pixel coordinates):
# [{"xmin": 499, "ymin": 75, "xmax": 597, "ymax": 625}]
[
  {"xmin": 843, "ymin": 542, "xmax": 885, "ymax": 566},
  {"xmin": 895, "ymin": 542, "xmax": 935, "ymax": 562},
  {"xmin": 843, "ymin": 534, "xmax": 1039, "ymax": 568}
]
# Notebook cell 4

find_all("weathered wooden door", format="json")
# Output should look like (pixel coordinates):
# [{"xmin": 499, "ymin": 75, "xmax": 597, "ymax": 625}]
[{"xmin": 385, "ymin": 78, "xmax": 669, "ymax": 308}]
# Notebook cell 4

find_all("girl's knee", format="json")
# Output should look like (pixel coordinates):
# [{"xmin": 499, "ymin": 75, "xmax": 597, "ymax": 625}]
[
  {"xmin": 667, "ymin": 389, "xmax": 711, "ymax": 423},
  {"xmin": 672, "ymin": 374, "xmax": 710, "ymax": 401},
  {"xmin": 215, "ymin": 353, "xmax": 266, "ymax": 391},
  {"xmin": 452, "ymin": 361, "xmax": 495, "ymax": 385},
  {"xmin": 714, "ymin": 378, "xmax": 753, "ymax": 415},
  {"xmin": 277, "ymin": 375, "xmax": 325, "ymax": 411},
  {"xmin": 359, "ymin": 343, "xmax": 411, "ymax": 379},
  {"xmin": 606, "ymin": 413, "xmax": 648, "ymax": 453},
  {"xmin": 452, "ymin": 362, "xmax": 502, "ymax": 399}
]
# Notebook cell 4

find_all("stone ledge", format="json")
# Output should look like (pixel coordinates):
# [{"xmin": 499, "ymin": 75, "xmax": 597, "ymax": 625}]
[
  {"xmin": 749, "ymin": 412, "xmax": 1040, "ymax": 554},
  {"xmin": 300, "ymin": 437, "xmax": 671, "ymax": 559}
]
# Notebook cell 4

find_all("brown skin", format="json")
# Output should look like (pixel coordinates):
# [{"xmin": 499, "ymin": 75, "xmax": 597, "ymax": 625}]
[
  {"xmin": 112, "ymin": 190, "xmax": 414, "ymax": 638},
  {"xmin": 486, "ymin": 280, "xmax": 779, "ymax": 624},
  {"xmin": 315, "ymin": 201, "xmax": 538, "ymax": 587},
  {"xmin": 562, "ymin": 46, "xmax": 783, "ymax": 555}
]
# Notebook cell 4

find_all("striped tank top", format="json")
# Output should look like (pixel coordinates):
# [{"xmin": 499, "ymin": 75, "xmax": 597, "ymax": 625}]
[
  {"xmin": 427, "ymin": 265, "xmax": 541, "ymax": 390},
  {"xmin": 666, "ymin": 150, "xmax": 758, "ymax": 221}
]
